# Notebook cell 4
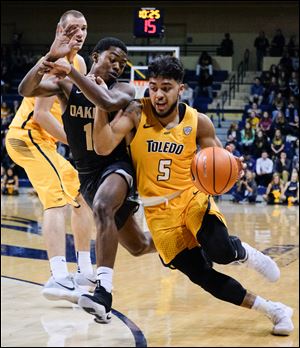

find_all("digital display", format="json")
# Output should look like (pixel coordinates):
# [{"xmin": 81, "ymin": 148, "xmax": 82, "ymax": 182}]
[{"xmin": 134, "ymin": 8, "xmax": 164, "ymax": 38}]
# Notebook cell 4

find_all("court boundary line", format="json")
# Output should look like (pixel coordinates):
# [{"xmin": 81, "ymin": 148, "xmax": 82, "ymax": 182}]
[{"xmin": 1, "ymin": 275, "xmax": 147, "ymax": 347}]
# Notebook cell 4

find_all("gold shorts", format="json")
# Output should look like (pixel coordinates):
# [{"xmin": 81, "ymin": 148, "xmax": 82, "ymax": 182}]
[
  {"xmin": 6, "ymin": 128, "xmax": 80, "ymax": 210},
  {"xmin": 144, "ymin": 186, "xmax": 227, "ymax": 265}
]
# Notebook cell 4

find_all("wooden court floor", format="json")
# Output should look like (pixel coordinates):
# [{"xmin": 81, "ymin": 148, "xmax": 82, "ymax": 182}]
[{"xmin": 1, "ymin": 191, "xmax": 299, "ymax": 347}]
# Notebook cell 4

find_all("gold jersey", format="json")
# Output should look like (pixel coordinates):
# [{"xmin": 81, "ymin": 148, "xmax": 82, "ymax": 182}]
[
  {"xmin": 9, "ymin": 55, "xmax": 82, "ymax": 143},
  {"xmin": 130, "ymin": 98, "xmax": 198, "ymax": 201}
]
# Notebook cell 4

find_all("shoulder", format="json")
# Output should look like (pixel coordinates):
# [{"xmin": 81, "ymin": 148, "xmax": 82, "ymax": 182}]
[
  {"xmin": 74, "ymin": 54, "xmax": 87, "ymax": 74},
  {"xmin": 114, "ymin": 81, "xmax": 135, "ymax": 96},
  {"xmin": 196, "ymin": 112, "xmax": 215, "ymax": 135}
]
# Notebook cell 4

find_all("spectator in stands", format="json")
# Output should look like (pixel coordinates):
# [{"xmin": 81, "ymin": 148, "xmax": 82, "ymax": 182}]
[
  {"xmin": 256, "ymin": 150, "xmax": 274, "ymax": 187},
  {"xmin": 287, "ymin": 34, "xmax": 297, "ymax": 57},
  {"xmin": 277, "ymin": 71, "xmax": 289, "ymax": 98},
  {"xmin": 263, "ymin": 173, "xmax": 284, "ymax": 204},
  {"xmin": 252, "ymin": 129, "xmax": 270, "ymax": 159},
  {"xmin": 195, "ymin": 51, "xmax": 213, "ymax": 100},
  {"xmin": 247, "ymin": 102, "xmax": 262, "ymax": 118},
  {"xmin": 269, "ymin": 64, "xmax": 279, "ymax": 79},
  {"xmin": 270, "ymin": 29, "xmax": 286, "ymax": 57},
  {"xmin": 285, "ymin": 95, "xmax": 299, "ymax": 122},
  {"xmin": 288, "ymin": 71, "xmax": 299, "ymax": 98},
  {"xmin": 226, "ymin": 142, "xmax": 241, "ymax": 158},
  {"xmin": 254, "ymin": 31, "xmax": 269, "ymax": 71},
  {"xmin": 279, "ymin": 51, "xmax": 293, "ymax": 75},
  {"xmin": 271, "ymin": 110, "xmax": 287, "ymax": 136},
  {"xmin": 180, "ymin": 83, "xmax": 194, "ymax": 106},
  {"xmin": 249, "ymin": 77, "xmax": 264, "ymax": 105},
  {"xmin": 292, "ymin": 139, "xmax": 299, "ymax": 172},
  {"xmin": 275, "ymin": 151, "xmax": 291, "ymax": 184},
  {"xmin": 240, "ymin": 121, "xmax": 255, "ymax": 155},
  {"xmin": 258, "ymin": 111, "xmax": 273, "ymax": 137},
  {"xmin": 243, "ymin": 153, "xmax": 256, "ymax": 172},
  {"xmin": 232, "ymin": 169, "xmax": 257, "ymax": 203},
  {"xmin": 271, "ymin": 95, "xmax": 285, "ymax": 121},
  {"xmin": 291, "ymin": 50, "xmax": 299, "ymax": 72},
  {"xmin": 12, "ymin": 100, "xmax": 21, "ymax": 114},
  {"xmin": 264, "ymin": 76, "xmax": 278, "ymax": 105},
  {"xmin": 271, "ymin": 129, "xmax": 285, "ymax": 159},
  {"xmin": 1, "ymin": 65, "xmax": 12, "ymax": 94},
  {"xmin": 1, "ymin": 166, "xmax": 19, "ymax": 195},
  {"xmin": 281, "ymin": 169, "xmax": 299, "ymax": 206},
  {"xmin": 226, "ymin": 122, "xmax": 241, "ymax": 144},
  {"xmin": 219, "ymin": 33, "xmax": 234, "ymax": 57},
  {"xmin": 286, "ymin": 114, "xmax": 299, "ymax": 137},
  {"xmin": 247, "ymin": 111, "xmax": 260, "ymax": 130}
]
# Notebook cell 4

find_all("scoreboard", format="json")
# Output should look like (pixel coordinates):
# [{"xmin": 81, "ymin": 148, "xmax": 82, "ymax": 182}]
[{"xmin": 134, "ymin": 8, "xmax": 164, "ymax": 38}]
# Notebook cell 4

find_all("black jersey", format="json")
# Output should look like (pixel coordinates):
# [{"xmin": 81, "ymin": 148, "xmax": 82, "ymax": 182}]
[{"xmin": 62, "ymin": 85, "xmax": 130, "ymax": 173}]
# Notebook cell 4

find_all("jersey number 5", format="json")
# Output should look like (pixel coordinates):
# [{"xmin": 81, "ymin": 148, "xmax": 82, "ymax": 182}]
[
  {"xmin": 83, "ymin": 123, "xmax": 93, "ymax": 151},
  {"xmin": 157, "ymin": 159, "xmax": 172, "ymax": 181}
]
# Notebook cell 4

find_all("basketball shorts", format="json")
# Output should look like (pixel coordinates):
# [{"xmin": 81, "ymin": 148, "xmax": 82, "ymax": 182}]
[
  {"xmin": 78, "ymin": 161, "xmax": 139, "ymax": 230},
  {"xmin": 144, "ymin": 186, "xmax": 227, "ymax": 265},
  {"xmin": 6, "ymin": 128, "xmax": 80, "ymax": 210}
]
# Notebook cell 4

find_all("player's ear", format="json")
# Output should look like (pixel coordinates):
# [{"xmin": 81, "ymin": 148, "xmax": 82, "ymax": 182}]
[
  {"xmin": 92, "ymin": 52, "xmax": 99, "ymax": 63},
  {"xmin": 178, "ymin": 83, "xmax": 185, "ymax": 96}
]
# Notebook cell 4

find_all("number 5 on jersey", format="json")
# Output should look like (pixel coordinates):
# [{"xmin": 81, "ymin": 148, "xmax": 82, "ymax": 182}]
[{"xmin": 157, "ymin": 159, "xmax": 172, "ymax": 181}]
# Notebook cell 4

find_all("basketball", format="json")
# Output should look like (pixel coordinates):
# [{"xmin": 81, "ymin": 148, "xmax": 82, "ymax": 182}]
[{"xmin": 191, "ymin": 147, "xmax": 239, "ymax": 195}]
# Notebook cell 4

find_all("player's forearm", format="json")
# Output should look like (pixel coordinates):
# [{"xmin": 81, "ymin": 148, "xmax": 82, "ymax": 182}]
[
  {"xmin": 18, "ymin": 62, "xmax": 45, "ymax": 97},
  {"xmin": 68, "ymin": 67, "xmax": 130, "ymax": 112},
  {"xmin": 33, "ymin": 111, "xmax": 68, "ymax": 144}
]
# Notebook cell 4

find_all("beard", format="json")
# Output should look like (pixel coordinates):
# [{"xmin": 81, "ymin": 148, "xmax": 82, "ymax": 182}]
[{"xmin": 151, "ymin": 100, "xmax": 178, "ymax": 118}]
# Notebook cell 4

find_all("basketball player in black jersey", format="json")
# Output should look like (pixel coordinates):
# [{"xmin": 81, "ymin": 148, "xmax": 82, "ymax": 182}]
[{"xmin": 19, "ymin": 27, "xmax": 155, "ymax": 322}]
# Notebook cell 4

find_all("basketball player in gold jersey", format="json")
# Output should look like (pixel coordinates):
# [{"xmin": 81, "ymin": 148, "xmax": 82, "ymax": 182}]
[
  {"xmin": 5, "ymin": 10, "xmax": 95, "ymax": 304},
  {"xmin": 82, "ymin": 56, "xmax": 293, "ymax": 335}
]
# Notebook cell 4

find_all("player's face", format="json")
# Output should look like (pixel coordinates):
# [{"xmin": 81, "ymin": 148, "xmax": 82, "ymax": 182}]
[
  {"xmin": 148, "ymin": 77, "xmax": 184, "ymax": 118},
  {"xmin": 63, "ymin": 15, "xmax": 87, "ymax": 50},
  {"xmin": 94, "ymin": 47, "xmax": 127, "ymax": 83}
]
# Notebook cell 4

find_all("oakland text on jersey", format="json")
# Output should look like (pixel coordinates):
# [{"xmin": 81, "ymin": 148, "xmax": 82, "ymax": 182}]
[
  {"xmin": 147, "ymin": 140, "xmax": 184, "ymax": 154},
  {"xmin": 69, "ymin": 105, "xmax": 96, "ymax": 119}
]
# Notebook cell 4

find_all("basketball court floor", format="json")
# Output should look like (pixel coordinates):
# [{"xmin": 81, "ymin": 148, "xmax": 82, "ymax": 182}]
[{"xmin": 1, "ymin": 191, "xmax": 299, "ymax": 347}]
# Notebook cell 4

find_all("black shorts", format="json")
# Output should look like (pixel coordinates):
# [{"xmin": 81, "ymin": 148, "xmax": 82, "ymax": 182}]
[{"xmin": 79, "ymin": 161, "xmax": 139, "ymax": 229}]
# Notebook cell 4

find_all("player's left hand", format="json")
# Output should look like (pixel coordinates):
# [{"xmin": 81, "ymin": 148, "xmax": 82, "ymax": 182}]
[
  {"xmin": 225, "ymin": 145, "xmax": 246, "ymax": 178},
  {"xmin": 40, "ymin": 59, "xmax": 71, "ymax": 78}
]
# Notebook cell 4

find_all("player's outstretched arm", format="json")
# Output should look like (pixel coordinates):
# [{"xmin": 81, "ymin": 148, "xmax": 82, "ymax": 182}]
[
  {"xmin": 67, "ymin": 68, "xmax": 135, "ymax": 112},
  {"xmin": 93, "ymin": 101, "xmax": 140, "ymax": 155}
]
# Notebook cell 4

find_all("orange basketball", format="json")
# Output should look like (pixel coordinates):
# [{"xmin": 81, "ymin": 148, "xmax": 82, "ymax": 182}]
[{"xmin": 191, "ymin": 147, "xmax": 239, "ymax": 195}]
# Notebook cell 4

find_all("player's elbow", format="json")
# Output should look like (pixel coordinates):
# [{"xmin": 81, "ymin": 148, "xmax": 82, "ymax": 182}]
[
  {"xmin": 93, "ymin": 143, "xmax": 113, "ymax": 156},
  {"xmin": 18, "ymin": 83, "xmax": 33, "ymax": 97}
]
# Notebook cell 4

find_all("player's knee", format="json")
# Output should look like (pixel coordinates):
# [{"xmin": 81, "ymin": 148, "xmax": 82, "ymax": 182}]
[
  {"xmin": 205, "ymin": 246, "xmax": 236, "ymax": 265},
  {"xmin": 92, "ymin": 198, "xmax": 113, "ymax": 221}
]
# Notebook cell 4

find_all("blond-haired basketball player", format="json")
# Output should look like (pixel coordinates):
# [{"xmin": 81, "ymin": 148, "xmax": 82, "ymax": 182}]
[
  {"xmin": 5, "ymin": 10, "xmax": 94, "ymax": 304},
  {"xmin": 76, "ymin": 55, "xmax": 293, "ymax": 335}
]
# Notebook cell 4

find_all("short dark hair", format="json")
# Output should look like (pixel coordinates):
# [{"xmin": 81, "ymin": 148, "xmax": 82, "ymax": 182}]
[
  {"xmin": 92, "ymin": 37, "xmax": 127, "ymax": 55},
  {"xmin": 148, "ymin": 56, "xmax": 184, "ymax": 83},
  {"xmin": 59, "ymin": 10, "xmax": 85, "ymax": 26}
]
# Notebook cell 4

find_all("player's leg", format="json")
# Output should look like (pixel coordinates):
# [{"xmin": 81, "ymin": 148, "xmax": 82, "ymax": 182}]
[
  {"xmin": 171, "ymin": 247, "xmax": 294, "ymax": 336},
  {"xmin": 186, "ymin": 193, "xmax": 280, "ymax": 282},
  {"xmin": 71, "ymin": 194, "xmax": 96, "ymax": 289},
  {"xmin": 58, "ymin": 156, "xmax": 95, "ymax": 288},
  {"xmin": 78, "ymin": 172, "xmax": 129, "ymax": 323},
  {"xmin": 196, "ymin": 213, "xmax": 280, "ymax": 282},
  {"xmin": 118, "ymin": 214, "xmax": 156, "ymax": 256},
  {"xmin": 5, "ymin": 129, "xmax": 87, "ymax": 303}
]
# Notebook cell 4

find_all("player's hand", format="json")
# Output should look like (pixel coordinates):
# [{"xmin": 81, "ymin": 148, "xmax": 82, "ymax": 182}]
[
  {"xmin": 46, "ymin": 23, "xmax": 81, "ymax": 61},
  {"xmin": 225, "ymin": 145, "xmax": 246, "ymax": 179},
  {"xmin": 95, "ymin": 76, "xmax": 108, "ymax": 89},
  {"xmin": 40, "ymin": 59, "xmax": 71, "ymax": 78}
]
